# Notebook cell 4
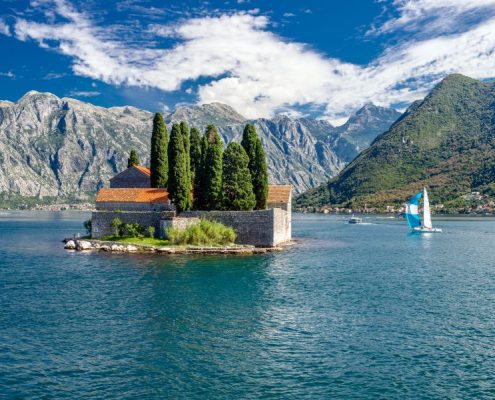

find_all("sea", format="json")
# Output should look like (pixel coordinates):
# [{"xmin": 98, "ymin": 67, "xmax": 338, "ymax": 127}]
[{"xmin": 1, "ymin": 211, "xmax": 494, "ymax": 399}]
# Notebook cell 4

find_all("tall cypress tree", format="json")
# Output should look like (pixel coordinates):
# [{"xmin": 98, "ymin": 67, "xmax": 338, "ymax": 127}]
[
  {"xmin": 222, "ymin": 142, "xmax": 256, "ymax": 211},
  {"xmin": 150, "ymin": 113, "xmax": 168, "ymax": 188},
  {"xmin": 180, "ymin": 121, "xmax": 192, "ymax": 209},
  {"xmin": 190, "ymin": 127, "xmax": 202, "ymax": 203},
  {"xmin": 203, "ymin": 124, "xmax": 223, "ymax": 210},
  {"xmin": 241, "ymin": 123, "xmax": 268, "ymax": 209},
  {"xmin": 193, "ymin": 133, "xmax": 210, "ymax": 209},
  {"xmin": 127, "ymin": 150, "xmax": 139, "ymax": 168},
  {"xmin": 167, "ymin": 123, "xmax": 190, "ymax": 212}
]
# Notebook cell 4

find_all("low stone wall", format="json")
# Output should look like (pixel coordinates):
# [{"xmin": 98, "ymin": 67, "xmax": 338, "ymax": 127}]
[
  {"xmin": 91, "ymin": 210, "xmax": 164, "ymax": 238},
  {"xmin": 180, "ymin": 209, "xmax": 291, "ymax": 247},
  {"xmin": 160, "ymin": 217, "xmax": 200, "ymax": 239}
]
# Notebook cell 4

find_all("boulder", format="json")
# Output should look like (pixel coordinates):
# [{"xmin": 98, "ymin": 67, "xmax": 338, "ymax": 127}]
[
  {"xmin": 126, "ymin": 245, "xmax": 138, "ymax": 252},
  {"xmin": 64, "ymin": 240, "xmax": 76, "ymax": 250},
  {"xmin": 77, "ymin": 240, "xmax": 93, "ymax": 251}
]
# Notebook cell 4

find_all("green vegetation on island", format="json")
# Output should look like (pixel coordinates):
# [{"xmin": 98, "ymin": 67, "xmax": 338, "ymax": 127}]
[
  {"xmin": 296, "ymin": 74, "xmax": 495, "ymax": 212},
  {"xmin": 102, "ymin": 218, "xmax": 236, "ymax": 247}
]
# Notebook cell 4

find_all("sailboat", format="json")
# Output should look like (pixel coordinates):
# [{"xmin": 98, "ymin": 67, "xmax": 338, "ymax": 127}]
[{"xmin": 405, "ymin": 188, "xmax": 442, "ymax": 233}]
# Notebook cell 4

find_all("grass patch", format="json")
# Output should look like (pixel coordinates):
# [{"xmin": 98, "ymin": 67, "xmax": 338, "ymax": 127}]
[{"xmin": 100, "ymin": 236, "xmax": 171, "ymax": 247}]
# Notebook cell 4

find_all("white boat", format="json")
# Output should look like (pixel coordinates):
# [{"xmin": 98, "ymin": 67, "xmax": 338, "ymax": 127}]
[
  {"xmin": 348, "ymin": 215, "xmax": 363, "ymax": 224},
  {"xmin": 405, "ymin": 188, "xmax": 442, "ymax": 233}
]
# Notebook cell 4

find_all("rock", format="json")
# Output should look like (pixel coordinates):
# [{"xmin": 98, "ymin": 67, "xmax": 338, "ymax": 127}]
[
  {"xmin": 76, "ymin": 240, "xmax": 92, "ymax": 251},
  {"xmin": 64, "ymin": 240, "xmax": 76, "ymax": 250},
  {"xmin": 125, "ymin": 245, "xmax": 138, "ymax": 252},
  {"xmin": 110, "ymin": 244, "xmax": 125, "ymax": 252},
  {"xmin": 100, "ymin": 245, "xmax": 111, "ymax": 251}
]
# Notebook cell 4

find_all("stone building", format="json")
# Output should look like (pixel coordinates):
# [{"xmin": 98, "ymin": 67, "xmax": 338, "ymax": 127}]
[
  {"xmin": 92, "ymin": 169, "xmax": 292, "ymax": 246},
  {"xmin": 91, "ymin": 188, "xmax": 174, "ymax": 238},
  {"xmin": 110, "ymin": 166, "xmax": 151, "ymax": 188}
]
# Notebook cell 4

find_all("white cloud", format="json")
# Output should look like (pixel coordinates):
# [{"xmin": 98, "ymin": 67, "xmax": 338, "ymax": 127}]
[
  {"xmin": 0, "ymin": 19, "xmax": 11, "ymax": 36},
  {"xmin": 67, "ymin": 90, "xmax": 100, "ymax": 97},
  {"xmin": 10, "ymin": 0, "xmax": 495, "ymax": 121},
  {"xmin": 0, "ymin": 71, "xmax": 15, "ymax": 78}
]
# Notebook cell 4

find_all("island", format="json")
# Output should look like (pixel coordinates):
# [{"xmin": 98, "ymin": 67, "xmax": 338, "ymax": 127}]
[{"xmin": 65, "ymin": 118, "xmax": 292, "ymax": 254}]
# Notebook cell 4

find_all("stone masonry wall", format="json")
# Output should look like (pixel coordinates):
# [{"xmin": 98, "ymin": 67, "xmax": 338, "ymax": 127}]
[
  {"xmin": 96, "ymin": 202, "xmax": 173, "ymax": 212},
  {"xmin": 180, "ymin": 209, "xmax": 291, "ymax": 247},
  {"xmin": 91, "ymin": 210, "xmax": 163, "ymax": 238},
  {"xmin": 110, "ymin": 169, "xmax": 150, "ymax": 188},
  {"xmin": 160, "ymin": 217, "xmax": 200, "ymax": 239}
]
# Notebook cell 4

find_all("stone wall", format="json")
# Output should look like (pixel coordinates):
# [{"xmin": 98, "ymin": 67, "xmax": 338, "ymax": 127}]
[
  {"xmin": 91, "ymin": 210, "xmax": 164, "ymax": 238},
  {"xmin": 96, "ymin": 202, "xmax": 173, "ymax": 212},
  {"xmin": 110, "ymin": 169, "xmax": 150, "ymax": 188},
  {"xmin": 180, "ymin": 209, "xmax": 291, "ymax": 247},
  {"xmin": 160, "ymin": 217, "xmax": 200, "ymax": 239}
]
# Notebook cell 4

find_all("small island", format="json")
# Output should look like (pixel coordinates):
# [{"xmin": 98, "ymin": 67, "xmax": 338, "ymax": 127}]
[{"xmin": 66, "ymin": 115, "xmax": 292, "ymax": 254}]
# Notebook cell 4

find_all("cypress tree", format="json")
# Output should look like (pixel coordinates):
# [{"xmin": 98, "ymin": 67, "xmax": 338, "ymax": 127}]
[
  {"xmin": 202, "ymin": 124, "xmax": 223, "ymax": 210},
  {"xmin": 193, "ymin": 133, "xmax": 210, "ymax": 209},
  {"xmin": 167, "ymin": 123, "xmax": 190, "ymax": 212},
  {"xmin": 241, "ymin": 123, "xmax": 268, "ymax": 209},
  {"xmin": 127, "ymin": 150, "xmax": 139, "ymax": 168},
  {"xmin": 190, "ymin": 127, "xmax": 202, "ymax": 203},
  {"xmin": 180, "ymin": 121, "xmax": 192, "ymax": 209},
  {"xmin": 222, "ymin": 142, "xmax": 256, "ymax": 211},
  {"xmin": 150, "ymin": 113, "xmax": 168, "ymax": 188}
]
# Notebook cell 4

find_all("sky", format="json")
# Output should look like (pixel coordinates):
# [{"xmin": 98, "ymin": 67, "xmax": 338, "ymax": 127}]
[{"xmin": 1, "ymin": 0, "xmax": 495, "ymax": 124}]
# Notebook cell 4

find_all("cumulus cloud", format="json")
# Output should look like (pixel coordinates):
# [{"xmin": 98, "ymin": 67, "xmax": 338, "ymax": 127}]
[
  {"xmin": 0, "ymin": 18, "xmax": 11, "ymax": 36},
  {"xmin": 10, "ymin": 0, "xmax": 495, "ymax": 121}
]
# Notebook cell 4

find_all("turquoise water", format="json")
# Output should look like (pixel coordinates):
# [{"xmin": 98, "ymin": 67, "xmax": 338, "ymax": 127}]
[{"xmin": 1, "ymin": 212, "xmax": 494, "ymax": 399}]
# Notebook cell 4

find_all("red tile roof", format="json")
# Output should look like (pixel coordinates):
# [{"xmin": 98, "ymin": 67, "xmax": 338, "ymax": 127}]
[
  {"xmin": 267, "ymin": 185, "xmax": 292, "ymax": 204},
  {"xmin": 96, "ymin": 188, "xmax": 169, "ymax": 203},
  {"xmin": 134, "ymin": 165, "xmax": 151, "ymax": 176},
  {"xmin": 110, "ymin": 165, "xmax": 151, "ymax": 181}
]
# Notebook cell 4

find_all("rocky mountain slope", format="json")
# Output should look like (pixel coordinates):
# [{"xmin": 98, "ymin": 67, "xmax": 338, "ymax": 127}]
[
  {"xmin": 0, "ymin": 91, "xmax": 399, "ymax": 203},
  {"xmin": 295, "ymin": 74, "xmax": 495, "ymax": 208}
]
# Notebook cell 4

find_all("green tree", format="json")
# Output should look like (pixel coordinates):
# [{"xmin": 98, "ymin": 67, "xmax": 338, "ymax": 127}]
[
  {"xmin": 111, "ymin": 218, "xmax": 122, "ymax": 237},
  {"xmin": 127, "ymin": 150, "xmax": 140, "ymax": 168},
  {"xmin": 190, "ymin": 127, "xmax": 202, "ymax": 201},
  {"xmin": 180, "ymin": 121, "xmax": 192, "ymax": 207},
  {"xmin": 202, "ymin": 125, "xmax": 223, "ymax": 210},
  {"xmin": 241, "ymin": 123, "xmax": 269, "ymax": 209},
  {"xmin": 222, "ymin": 142, "xmax": 256, "ymax": 210},
  {"xmin": 168, "ymin": 123, "xmax": 191, "ymax": 212},
  {"xmin": 150, "ymin": 112, "xmax": 168, "ymax": 188}
]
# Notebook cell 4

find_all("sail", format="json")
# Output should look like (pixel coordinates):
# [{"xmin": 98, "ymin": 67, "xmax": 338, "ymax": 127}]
[
  {"xmin": 406, "ymin": 191, "xmax": 422, "ymax": 228},
  {"xmin": 423, "ymin": 188, "xmax": 432, "ymax": 229}
]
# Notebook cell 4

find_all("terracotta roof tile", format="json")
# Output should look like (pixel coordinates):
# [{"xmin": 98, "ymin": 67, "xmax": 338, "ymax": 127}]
[
  {"xmin": 96, "ymin": 188, "xmax": 169, "ymax": 203},
  {"xmin": 134, "ymin": 165, "xmax": 151, "ymax": 176},
  {"xmin": 267, "ymin": 185, "xmax": 292, "ymax": 204},
  {"xmin": 110, "ymin": 165, "xmax": 151, "ymax": 181}
]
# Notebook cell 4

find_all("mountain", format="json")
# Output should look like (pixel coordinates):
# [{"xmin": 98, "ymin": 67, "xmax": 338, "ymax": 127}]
[
  {"xmin": 295, "ymin": 74, "xmax": 495, "ymax": 209},
  {"xmin": 0, "ymin": 91, "xmax": 399, "ymax": 204}
]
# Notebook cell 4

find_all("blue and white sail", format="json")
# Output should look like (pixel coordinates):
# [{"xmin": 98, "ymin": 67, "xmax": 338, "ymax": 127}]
[{"xmin": 405, "ymin": 191, "xmax": 422, "ymax": 229}]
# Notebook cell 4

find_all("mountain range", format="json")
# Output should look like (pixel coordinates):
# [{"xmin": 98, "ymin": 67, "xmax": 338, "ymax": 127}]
[
  {"xmin": 0, "ymin": 91, "xmax": 399, "ymax": 203},
  {"xmin": 295, "ymin": 74, "xmax": 495, "ymax": 209}
]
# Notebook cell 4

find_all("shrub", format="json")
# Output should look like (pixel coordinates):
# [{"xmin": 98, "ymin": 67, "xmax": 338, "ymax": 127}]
[
  {"xmin": 83, "ymin": 219, "xmax": 92, "ymax": 236},
  {"xmin": 122, "ymin": 223, "xmax": 144, "ymax": 238},
  {"xmin": 111, "ymin": 218, "xmax": 123, "ymax": 237},
  {"xmin": 167, "ymin": 219, "xmax": 236, "ymax": 246},
  {"xmin": 146, "ymin": 226, "xmax": 156, "ymax": 238}
]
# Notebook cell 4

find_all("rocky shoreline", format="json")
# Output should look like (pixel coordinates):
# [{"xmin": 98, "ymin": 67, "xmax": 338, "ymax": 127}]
[{"xmin": 64, "ymin": 239, "xmax": 286, "ymax": 255}]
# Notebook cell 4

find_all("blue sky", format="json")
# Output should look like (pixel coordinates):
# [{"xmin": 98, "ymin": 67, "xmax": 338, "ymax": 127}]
[{"xmin": 1, "ymin": 0, "xmax": 495, "ymax": 124}]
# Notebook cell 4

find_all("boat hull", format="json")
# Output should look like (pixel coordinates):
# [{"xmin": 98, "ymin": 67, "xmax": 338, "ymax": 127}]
[{"xmin": 413, "ymin": 227, "xmax": 442, "ymax": 233}]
